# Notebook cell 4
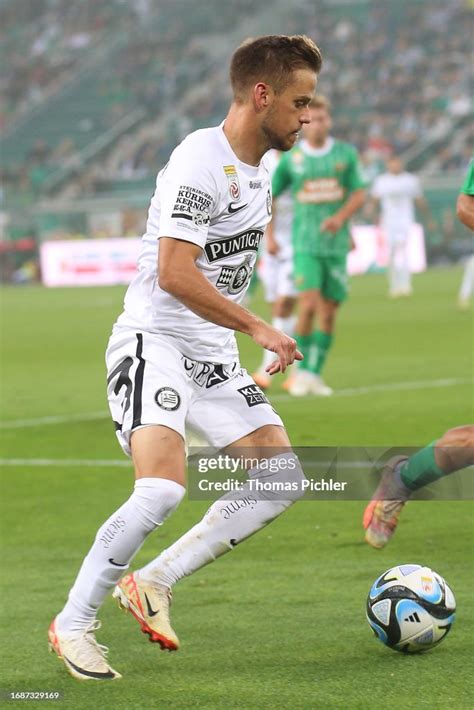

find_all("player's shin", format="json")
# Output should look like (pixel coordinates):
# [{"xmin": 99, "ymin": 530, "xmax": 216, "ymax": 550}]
[
  {"xmin": 55, "ymin": 478, "xmax": 185, "ymax": 633},
  {"xmin": 138, "ymin": 453, "xmax": 306, "ymax": 587}
]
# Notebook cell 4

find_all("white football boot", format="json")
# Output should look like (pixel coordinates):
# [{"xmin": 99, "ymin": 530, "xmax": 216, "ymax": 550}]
[{"xmin": 48, "ymin": 618, "xmax": 121, "ymax": 680}]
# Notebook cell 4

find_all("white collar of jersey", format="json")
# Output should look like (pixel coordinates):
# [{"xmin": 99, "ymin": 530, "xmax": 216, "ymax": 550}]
[
  {"xmin": 300, "ymin": 137, "xmax": 335, "ymax": 157},
  {"xmin": 218, "ymin": 121, "xmax": 262, "ymax": 175}
]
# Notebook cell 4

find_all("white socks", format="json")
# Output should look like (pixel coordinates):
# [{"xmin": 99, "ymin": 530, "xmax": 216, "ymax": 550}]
[
  {"xmin": 260, "ymin": 316, "xmax": 297, "ymax": 371},
  {"xmin": 56, "ymin": 478, "xmax": 185, "ymax": 633},
  {"xmin": 138, "ymin": 453, "xmax": 306, "ymax": 588}
]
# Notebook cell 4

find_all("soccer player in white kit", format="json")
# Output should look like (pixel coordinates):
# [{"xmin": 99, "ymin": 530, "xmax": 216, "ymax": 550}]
[
  {"xmin": 48, "ymin": 35, "xmax": 322, "ymax": 681},
  {"xmin": 371, "ymin": 157, "xmax": 426, "ymax": 297},
  {"xmin": 253, "ymin": 149, "xmax": 297, "ymax": 390}
]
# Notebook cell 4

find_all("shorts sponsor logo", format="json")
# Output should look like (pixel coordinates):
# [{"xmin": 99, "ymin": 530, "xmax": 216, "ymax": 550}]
[
  {"xmin": 204, "ymin": 229, "xmax": 264, "ymax": 262},
  {"xmin": 155, "ymin": 387, "xmax": 181, "ymax": 411},
  {"xmin": 182, "ymin": 358, "xmax": 238, "ymax": 388},
  {"xmin": 171, "ymin": 185, "xmax": 212, "ymax": 222},
  {"xmin": 223, "ymin": 164, "xmax": 241, "ymax": 200},
  {"xmin": 237, "ymin": 384, "xmax": 268, "ymax": 407},
  {"xmin": 216, "ymin": 255, "xmax": 253, "ymax": 294}
]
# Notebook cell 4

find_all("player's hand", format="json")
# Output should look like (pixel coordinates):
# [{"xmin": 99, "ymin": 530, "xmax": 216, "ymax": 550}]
[
  {"xmin": 266, "ymin": 236, "xmax": 279, "ymax": 256},
  {"xmin": 320, "ymin": 213, "xmax": 344, "ymax": 234},
  {"xmin": 250, "ymin": 321, "xmax": 303, "ymax": 374}
]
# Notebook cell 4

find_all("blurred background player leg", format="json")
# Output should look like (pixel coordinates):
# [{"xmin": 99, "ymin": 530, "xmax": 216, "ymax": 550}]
[
  {"xmin": 253, "ymin": 253, "xmax": 296, "ymax": 390},
  {"xmin": 388, "ymin": 228, "xmax": 412, "ymax": 297},
  {"xmin": 458, "ymin": 255, "xmax": 474, "ymax": 309},
  {"xmin": 363, "ymin": 425, "xmax": 474, "ymax": 548}
]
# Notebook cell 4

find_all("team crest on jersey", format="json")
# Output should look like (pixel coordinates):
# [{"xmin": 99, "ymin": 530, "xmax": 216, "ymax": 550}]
[
  {"xmin": 334, "ymin": 162, "xmax": 347, "ymax": 172},
  {"xmin": 223, "ymin": 165, "xmax": 241, "ymax": 200},
  {"xmin": 292, "ymin": 150, "xmax": 304, "ymax": 165},
  {"xmin": 216, "ymin": 255, "xmax": 254, "ymax": 295}
]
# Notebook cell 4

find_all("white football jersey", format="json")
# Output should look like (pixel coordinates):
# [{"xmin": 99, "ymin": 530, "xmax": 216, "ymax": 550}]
[
  {"xmin": 114, "ymin": 124, "xmax": 271, "ymax": 363},
  {"xmin": 371, "ymin": 172, "xmax": 421, "ymax": 228},
  {"xmin": 264, "ymin": 149, "xmax": 293, "ymax": 257}
]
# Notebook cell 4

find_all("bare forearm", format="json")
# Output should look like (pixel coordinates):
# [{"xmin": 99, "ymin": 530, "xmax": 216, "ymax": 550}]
[
  {"xmin": 456, "ymin": 193, "xmax": 474, "ymax": 230},
  {"xmin": 160, "ymin": 263, "xmax": 261, "ymax": 336},
  {"xmin": 337, "ymin": 189, "xmax": 365, "ymax": 223}
]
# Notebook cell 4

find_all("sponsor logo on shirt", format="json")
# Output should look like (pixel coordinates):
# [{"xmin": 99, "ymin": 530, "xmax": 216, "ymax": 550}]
[
  {"xmin": 296, "ymin": 178, "xmax": 344, "ymax": 204},
  {"xmin": 223, "ymin": 164, "xmax": 241, "ymax": 200},
  {"xmin": 204, "ymin": 229, "xmax": 264, "ymax": 262},
  {"xmin": 237, "ymin": 384, "xmax": 269, "ymax": 407},
  {"xmin": 171, "ymin": 185, "xmax": 212, "ymax": 222},
  {"xmin": 249, "ymin": 179, "xmax": 263, "ymax": 189}
]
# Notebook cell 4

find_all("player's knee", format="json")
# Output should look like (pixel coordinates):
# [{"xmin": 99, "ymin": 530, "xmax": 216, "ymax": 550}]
[
  {"xmin": 277, "ymin": 296, "xmax": 295, "ymax": 318},
  {"xmin": 132, "ymin": 478, "xmax": 186, "ymax": 531}
]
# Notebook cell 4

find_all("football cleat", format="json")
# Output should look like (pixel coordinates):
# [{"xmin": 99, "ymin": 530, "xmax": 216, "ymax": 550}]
[
  {"xmin": 252, "ymin": 370, "xmax": 272, "ymax": 390},
  {"xmin": 308, "ymin": 374, "xmax": 333, "ymax": 397},
  {"xmin": 48, "ymin": 618, "xmax": 121, "ymax": 681},
  {"xmin": 288, "ymin": 370, "xmax": 333, "ymax": 397},
  {"xmin": 363, "ymin": 455, "xmax": 409, "ymax": 549},
  {"xmin": 113, "ymin": 573, "xmax": 179, "ymax": 651}
]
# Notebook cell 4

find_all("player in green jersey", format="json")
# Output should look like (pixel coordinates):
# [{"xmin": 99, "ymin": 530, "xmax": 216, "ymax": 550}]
[
  {"xmin": 457, "ymin": 159, "xmax": 474, "ymax": 309},
  {"xmin": 271, "ymin": 95, "xmax": 366, "ymax": 396}
]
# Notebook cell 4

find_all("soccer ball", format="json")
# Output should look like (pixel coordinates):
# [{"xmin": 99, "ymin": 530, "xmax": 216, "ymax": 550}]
[{"xmin": 366, "ymin": 564, "xmax": 456, "ymax": 653}]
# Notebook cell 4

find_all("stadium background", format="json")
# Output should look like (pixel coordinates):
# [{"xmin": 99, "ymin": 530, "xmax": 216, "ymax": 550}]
[{"xmin": 0, "ymin": 1, "xmax": 473, "ymax": 708}]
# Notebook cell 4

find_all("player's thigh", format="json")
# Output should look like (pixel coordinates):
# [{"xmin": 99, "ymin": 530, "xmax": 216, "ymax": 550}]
[
  {"xmin": 276, "ymin": 254, "xmax": 297, "ymax": 301},
  {"xmin": 260, "ymin": 253, "xmax": 279, "ymax": 303},
  {"xmin": 294, "ymin": 252, "xmax": 323, "ymax": 293},
  {"xmin": 131, "ymin": 425, "xmax": 186, "ymax": 484},
  {"xmin": 321, "ymin": 256, "xmax": 349, "ymax": 304},
  {"xmin": 186, "ymin": 368, "xmax": 284, "ymax": 452},
  {"xmin": 106, "ymin": 330, "xmax": 189, "ymax": 473}
]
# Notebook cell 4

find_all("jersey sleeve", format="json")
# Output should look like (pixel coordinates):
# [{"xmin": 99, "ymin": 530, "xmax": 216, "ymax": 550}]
[
  {"xmin": 271, "ymin": 152, "xmax": 293, "ymax": 198},
  {"xmin": 344, "ymin": 147, "xmax": 367, "ymax": 193},
  {"xmin": 461, "ymin": 160, "xmax": 474, "ymax": 196},
  {"xmin": 158, "ymin": 152, "xmax": 218, "ymax": 248}
]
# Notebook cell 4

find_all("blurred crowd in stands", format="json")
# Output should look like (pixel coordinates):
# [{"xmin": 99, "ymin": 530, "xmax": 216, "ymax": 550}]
[{"xmin": 1, "ymin": 0, "xmax": 472, "ymax": 210}]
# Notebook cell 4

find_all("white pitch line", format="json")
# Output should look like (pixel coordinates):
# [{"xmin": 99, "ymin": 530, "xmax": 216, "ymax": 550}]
[
  {"xmin": 0, "ymin": 458, "xmax": 131, "ymax": 467},
  {"xmin": 0, "ymin": 377, "xmax": 471, "ymax": 429},
  {"xmin": 0, "ymin": 410, "xmax": 109, "ymax": 429},
  {"xmin": 270, "ymin": 377, "xmax": 472, "ymax": 402}
]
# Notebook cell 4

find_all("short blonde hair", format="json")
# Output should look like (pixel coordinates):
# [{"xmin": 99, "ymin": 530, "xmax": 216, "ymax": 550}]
[{"xmin": 230, "ymin": 35, "xmax": 322, "ymax": 100}]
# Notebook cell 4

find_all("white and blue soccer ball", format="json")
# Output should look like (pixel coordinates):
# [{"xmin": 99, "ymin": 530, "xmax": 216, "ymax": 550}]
[{"xmin": 366, "ymin": 564, "xmax": 456, "ymax": 653}]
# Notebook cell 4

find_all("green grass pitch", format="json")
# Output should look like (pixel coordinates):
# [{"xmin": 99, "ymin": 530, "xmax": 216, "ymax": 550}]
[{"xmin": 0, "ymin": 267, "xmax": 473, "ymax": 709}]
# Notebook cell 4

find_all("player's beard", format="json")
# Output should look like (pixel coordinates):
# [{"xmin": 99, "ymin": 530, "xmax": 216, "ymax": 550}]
[{"xmin": 261, "ymin": 112, "xmax": 297, "ymax": 152}]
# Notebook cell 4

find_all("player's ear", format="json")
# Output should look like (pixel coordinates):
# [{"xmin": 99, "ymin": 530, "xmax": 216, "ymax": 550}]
[{"xmin": 253, "ymin": 82, "xmax": 272, "ymax": 112}]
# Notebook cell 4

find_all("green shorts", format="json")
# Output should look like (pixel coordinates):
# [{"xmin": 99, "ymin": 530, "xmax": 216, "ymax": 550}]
[{"xmin": 293, "ymin": 253, "xmax": 349, "ymax": 302}]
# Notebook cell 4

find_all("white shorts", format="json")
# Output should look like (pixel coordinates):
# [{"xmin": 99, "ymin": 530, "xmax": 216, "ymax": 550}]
[
  {"xmin": 260, "ymin": 252, "xmax": 296, "ymax": 303},
  {"xmin": 106, "ymin": 329, "xmax": 284, "ymax": 456}
]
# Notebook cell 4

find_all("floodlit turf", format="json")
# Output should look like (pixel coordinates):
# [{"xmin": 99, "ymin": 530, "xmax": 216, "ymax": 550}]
[{"xmin": 0, "ymin": 267, "xmax": 473, "ymax": 709}]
